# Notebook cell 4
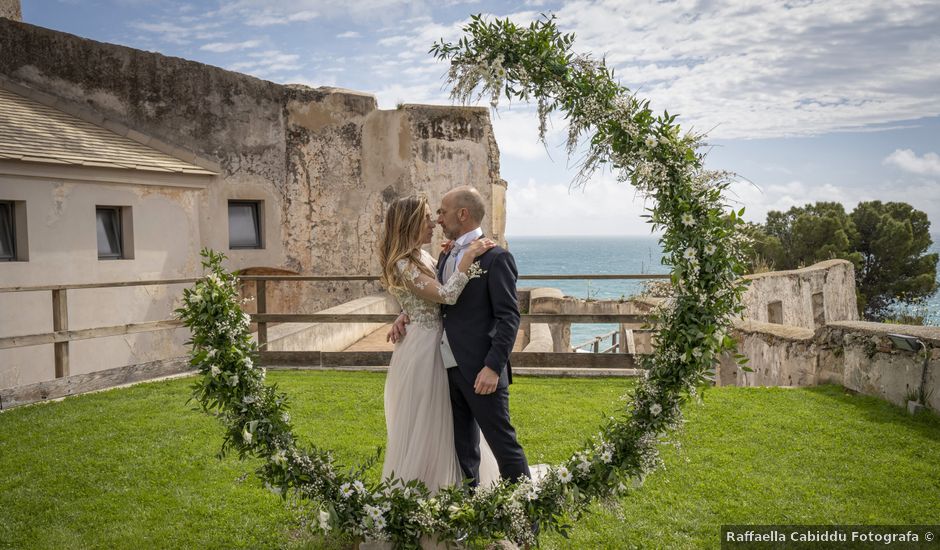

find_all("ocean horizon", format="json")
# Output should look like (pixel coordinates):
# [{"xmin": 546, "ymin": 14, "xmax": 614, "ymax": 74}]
[{"xmin": 506, "ymin": 234, "xmax": 940, "ymax": 346}]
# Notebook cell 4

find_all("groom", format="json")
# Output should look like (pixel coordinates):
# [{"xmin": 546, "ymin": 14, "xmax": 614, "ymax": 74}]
[{"xmin": 390, "ymin": 186, "xmax": 531, "ymax": 485}]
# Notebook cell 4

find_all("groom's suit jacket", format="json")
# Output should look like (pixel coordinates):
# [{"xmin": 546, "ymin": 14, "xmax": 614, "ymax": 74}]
[{"xmin": 438, "ymin": 243, "xmax": 521, "ymax": 389}]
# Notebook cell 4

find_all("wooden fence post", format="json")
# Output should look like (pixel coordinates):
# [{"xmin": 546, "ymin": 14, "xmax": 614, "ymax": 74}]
[
  {"xmin": 256, "ymin": 280, "xmax": 267, "ymax": 349},
  {"xmin": 52, "ymin": 289, "xmax": 69, "ymax": 378}
]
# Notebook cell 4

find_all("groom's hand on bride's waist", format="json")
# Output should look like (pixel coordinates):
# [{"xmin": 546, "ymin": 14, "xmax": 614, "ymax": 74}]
[
  {"xmin": 386, "ymin": 313, "xmax": 410, "ymax": 343},
  {"xmin": 473, "ymin": 366, "xmax": 499, "ymax": 395}
]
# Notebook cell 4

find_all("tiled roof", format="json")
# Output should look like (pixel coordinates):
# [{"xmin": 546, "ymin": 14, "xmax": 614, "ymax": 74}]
[{"xmin": 0, "ymin": 87, "xmax": 216, "ymax": 175}]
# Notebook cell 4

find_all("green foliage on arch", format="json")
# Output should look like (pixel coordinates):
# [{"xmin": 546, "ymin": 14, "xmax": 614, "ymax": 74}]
[{"xmin": 177, "ymin": 14, "xmax": 751, "ymax": 549}]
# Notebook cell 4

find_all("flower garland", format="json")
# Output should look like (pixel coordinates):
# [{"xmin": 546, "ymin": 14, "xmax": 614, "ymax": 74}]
[{"xmin": 177, "ymin": 14, "xmax": 750, "ymax": 549}]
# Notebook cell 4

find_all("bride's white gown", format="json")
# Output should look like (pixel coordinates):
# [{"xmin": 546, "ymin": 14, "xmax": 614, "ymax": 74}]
[{"xmin": 382, "ymin": 250, "xmax": 500, "ymax": 492}]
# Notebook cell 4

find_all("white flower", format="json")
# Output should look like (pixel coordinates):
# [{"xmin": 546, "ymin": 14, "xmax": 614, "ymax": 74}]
[
  {"xmin": 244, "ymin": 357, "xmax": 253, "ymax": 370},
  {"xmin": 514, "ymin": 480, "xmax": 539, "ymax": 502},
  {"xmin": 681, "ymin": 213, "xmax": 696, "ymax": 227},
  {"xmin": 353, "ymin": 480, "xmax": 366, "ymax": 494},
  {"xmin": 704, "ymin": 243, "xmax": 717, "ymax": 255},
  {"xmin": 318, "ymin": 510, "xmax": 331, "ymax": 532},
  {"xmin": 682, "ymin": 247, "xmax": 697, "ymax": 261},
  {"xmin": 207, "ymin": 348, "xmax": 216, "ymax": 359},
  {"xmin": 210, "ymin": 365, "xmax": 221, "ymax": 377},
  {"xmin": 242, "ymin": 312, "xmax": 251, "ymax": 327},
  {"xmin": 600, "ymin": 450, "xmax": 613, "ymax": 464},
  {"xmin": 228, "ymin": 374, "xmax": 239, "ymax": 386},
  {"xmin": 645, "ymin": 134, "xmax": 658, "ymax": 148},
  {"xmin": 466, "ymin": 262, "xmax": 487, "ymax": 280},
  {"xmin": 576, "ymin": 456, "xmax": 591, "ymax": 474},
  {"xmin": 242, "ymin": 427, "xmax": 253, "ymax": 444},
  {"xmin": 340, "ymin": 483, "xmax": 354, "ymax": 498},
  {"xmin": 650, "ymin": 403, "xmax": 663, "ymax": 417},
  {"xmin": 373, "ymin": 516, "xmax": 386, "ymax": 531},
  {"xmin": 557, "ymin": 466, "xmax": 572, "ymax": 483},
  {"xmin": 692, "ymin": 347, "xmax": 703, "ymax": 359},
  {"xmin": 364, "ymin": 504, "xmax": 383, "ymax": 520},
  {"xmin": 281, "ymin": 413, "xmax": 291, "ymax": 424},
  {"xmin": 271, "ymin": 450, "xmax": 287, "ymax": 466}
]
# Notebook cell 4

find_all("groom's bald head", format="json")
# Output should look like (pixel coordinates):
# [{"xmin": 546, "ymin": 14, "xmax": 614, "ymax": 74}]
[
  {"xmin": 445, "ymin": 186, "xmax": 486, "ymax": 223},
  {"xmin": 438, "ymin": 186, "xmax": 486, "ymax": 239}
]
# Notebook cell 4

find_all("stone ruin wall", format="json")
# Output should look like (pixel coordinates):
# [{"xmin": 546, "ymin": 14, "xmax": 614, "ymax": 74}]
[
  {"xmin": 0, "ymin": 17, "xmax": 507, "ymax": 317},
  {"xmin": 719, "ymin": 260, "xmax": 940, "ymax": 414},
  {"xmin": 0, "ymin": 17, "xmax": 507, "ymax": 386},
  {"xmin": 0, "ymin": 0, "xmax": 21, "ymax": 22}
]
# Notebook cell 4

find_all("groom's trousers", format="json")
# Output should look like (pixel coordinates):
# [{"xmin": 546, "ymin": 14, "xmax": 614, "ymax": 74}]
[{"xmin": 448, "ymin": 367, "xmax": 531, "ymax": 485}]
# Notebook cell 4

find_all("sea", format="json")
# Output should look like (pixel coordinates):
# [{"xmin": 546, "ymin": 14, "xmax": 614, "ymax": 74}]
[{"xmin": 506, "ymin": 235, "xmax": 940, "ymax": 346}]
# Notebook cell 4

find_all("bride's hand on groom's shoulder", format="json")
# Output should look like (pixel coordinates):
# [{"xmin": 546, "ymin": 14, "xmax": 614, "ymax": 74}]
[{"xmin": 467, "ymin": 238, "xmax": 496, "ymax": 258}]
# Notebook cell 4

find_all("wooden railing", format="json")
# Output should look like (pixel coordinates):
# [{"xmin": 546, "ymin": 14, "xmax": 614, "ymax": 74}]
[
  {"xmin": 0, "ymin": 273, "xmax": 668, "ymax": 379},
  {"xmin": 573, "ymin": 329, "xmax": 621, "ymax": 354}
]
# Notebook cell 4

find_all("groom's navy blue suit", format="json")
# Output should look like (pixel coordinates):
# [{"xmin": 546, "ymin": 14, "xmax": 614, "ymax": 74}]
[{"xmin": 438, "ymin": 241, "xmax": 530, "ymax": 484}]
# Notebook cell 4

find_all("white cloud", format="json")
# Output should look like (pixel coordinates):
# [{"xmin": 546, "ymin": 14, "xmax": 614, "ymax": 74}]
[
  {"xmin": 490, "ymin": 108, "xmax": 567, "ymax": 161},
  {"xmin": 505, "ymin": 176, "xmax": 653, "ymax": 236},
  {"xmin": 246, "ymin": 9, "xmax": 318, "ymax": 26},
  {"xmin": 547, "ymin": 0, "xmax": 940, "ymax": 139},
  {"xmin": 883, "ymin": 149, "xmax": 940, "ymax": 177},
  {"xmin": 337, "ymin": 31, "xmax": 361, "ymax": 38},
  {"xmin": 200, "ymin": 39, "xmax": 262, "ymax": 52},
  {"xmin": 228, "ymin": 50, "xmax": 302, "ymax": 75},
  {"xmin": 130, "ymin": 20, "xmax": 222, "ymax": 44},
  {"xmin": 728, "ymin": 179, "xmax": 855, "ymax": 223},
  {"xmin": 209, "ymin": 0, "xmax": 428, "ymax": 26}
]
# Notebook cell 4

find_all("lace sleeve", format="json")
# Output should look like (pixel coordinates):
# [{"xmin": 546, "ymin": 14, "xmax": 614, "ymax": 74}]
[{"xmin": 397, "ymin": 258, "xmax": 470, "ymax": 305}]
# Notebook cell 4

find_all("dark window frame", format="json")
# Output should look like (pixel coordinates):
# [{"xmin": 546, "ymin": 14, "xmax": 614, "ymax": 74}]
[
  {"xmin": 228, "ymin": 200, "xmax": 263, "ymax": 250},
  {"xmin": 0, "ymin": 201, "xmax": 15, "ymax": 262},
  {"xmin": 96, "ymin": 206, "xmax": 124, "ymax": 260}
]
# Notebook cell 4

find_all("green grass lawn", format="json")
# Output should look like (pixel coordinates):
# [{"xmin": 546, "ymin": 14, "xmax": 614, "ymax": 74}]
[{"xmin": 1, "ymin": 372, "xmax": 938, "ymax": 549}]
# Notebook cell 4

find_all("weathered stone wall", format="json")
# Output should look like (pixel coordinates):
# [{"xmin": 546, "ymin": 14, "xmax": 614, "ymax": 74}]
[
  {"xmin": 0, "ymin": 0, "xmax": 20, "ymax": 21},
  {"xmin": 719, "ymin": 319, "xmax": 940, "ymax": 414},
  {"xmin": 741, "ymin": 259, "xmax": 858, "ymax": 329},
  {"xmin": 0, "ymin": 18, "xmax": 506, "ymax": 311},
  {"xmin": 717, "ymin": 320, "xmax": 817, "ymax": 387},
  {"xmin": 0, "ymin": 17, "xmax": 508, "ymax": 387}
]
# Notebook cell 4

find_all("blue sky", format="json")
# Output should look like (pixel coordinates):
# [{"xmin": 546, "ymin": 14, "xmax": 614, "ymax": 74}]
[{"xmin": 22, "ymin": 0, "xmax": 940, "ymax": 236}]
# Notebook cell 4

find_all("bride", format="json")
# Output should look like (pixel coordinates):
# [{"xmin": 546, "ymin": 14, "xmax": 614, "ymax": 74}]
[{"xmin": 377, "ymin": 195, "xmax": 500, "ymax": 492}]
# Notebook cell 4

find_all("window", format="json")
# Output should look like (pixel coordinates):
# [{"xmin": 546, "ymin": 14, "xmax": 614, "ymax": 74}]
[
  {"xmin": 228, "ymin": 201, "xmax": 263, "ymax": 249},
  {"xmin": 0, "ymin": 200, "xmax": 27, "ymax": 262},
  {"xmin": 0, "ymin": 201, "xmax": 14, "ymax": 261},
  {"xmin": 767, "ymin": 301, "xmax": 783, "ymax": 324},
  {"xmin": 96, "ymin": 206, "xmax": 133, "ymax": 260}
]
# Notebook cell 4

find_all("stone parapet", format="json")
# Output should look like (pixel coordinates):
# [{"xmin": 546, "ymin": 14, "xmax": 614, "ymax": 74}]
[
  {"xmin": 742, "ymin": 259, "xmax": 858, "ymax": 329},
  {"xmin": 264, "ymin": 293, "xmax": 400, "ymax": 353},
  {"xmin": 720, "ymin": 317, "xmax": 940, "ymax": 414}
]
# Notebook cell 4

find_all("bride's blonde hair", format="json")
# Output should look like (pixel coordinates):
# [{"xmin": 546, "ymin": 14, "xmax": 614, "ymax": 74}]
[{"xmin": 378, "ymin": 195, "xmax": 436, "ymax": 291}]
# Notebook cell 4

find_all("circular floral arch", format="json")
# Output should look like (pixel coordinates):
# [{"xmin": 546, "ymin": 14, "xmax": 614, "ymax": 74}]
[{"xmin": 177, "ymin": 15, "xmax": 750, "ymax": 549}]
